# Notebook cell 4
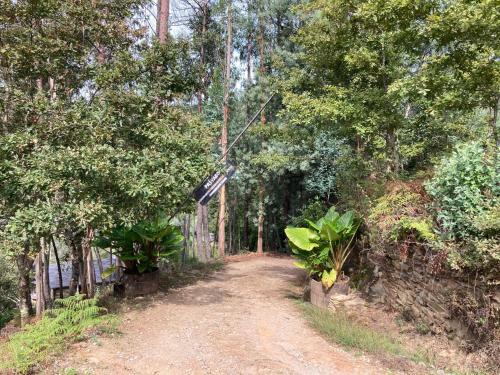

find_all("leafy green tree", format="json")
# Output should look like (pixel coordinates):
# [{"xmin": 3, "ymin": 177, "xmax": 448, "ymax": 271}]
[
  {"xmin": 280, "ymin": 0, "xmax": 498, "ymax": 173},
  {"xmin": 0, "ymin": 0, "xmax": 215, "ymax": 318}
]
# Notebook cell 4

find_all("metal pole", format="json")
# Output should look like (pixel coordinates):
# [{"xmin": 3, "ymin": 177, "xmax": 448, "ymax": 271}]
[
  {"xmin": 220, "ymin": 92, "xmax": 275, "ymax": 161},
  {"xmin": 168, "ymin": 92, "xmax": 276, "ymax": 221}
]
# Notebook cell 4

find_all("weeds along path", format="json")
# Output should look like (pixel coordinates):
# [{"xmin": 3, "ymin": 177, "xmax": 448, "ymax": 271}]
[{"xmin": 50, "ymin": 256, "xmax": 383, "ymax": 375}]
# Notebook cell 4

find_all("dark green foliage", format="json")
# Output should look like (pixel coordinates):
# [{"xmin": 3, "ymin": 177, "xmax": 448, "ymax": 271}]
[
  {"xmin": 0, "ymin": 252, "xmax": 17, "ymax": 329},
  {"xmin": 289, "ymin": 199, "xmax": 328, "ymax": 228},
  {"xmin": 303, "ymin": 135, "xmax": 347, "ymax": 201}
]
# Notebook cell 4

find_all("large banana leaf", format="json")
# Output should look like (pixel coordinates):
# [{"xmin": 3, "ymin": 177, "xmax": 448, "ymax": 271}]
[
  {"xmin": 319, "ymin": 221, "xmax": 340, "ymax": 242},
  {"xmin": 324, "ymin": 207, "xmax": 340, "ymax": 222},
  {"xmin": 284, "ymin": 227, "xmax": 320, "ymax": 251},
  {"xmin": 337, "ymin": 210, "xmax": 355, "ymax": 232},
  {"xmin": 305, "ymin": 219, "xmax": 321, "ymax": 231}
]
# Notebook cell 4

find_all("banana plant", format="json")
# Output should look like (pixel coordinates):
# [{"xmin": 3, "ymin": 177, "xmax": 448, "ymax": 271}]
[
  {"xmin": 285, "ymin": 207, "xmax": 360, "ymax": 288},
  {"xmin": 94, "ymin": 213, "xmax": 184, "ymax": 275}
]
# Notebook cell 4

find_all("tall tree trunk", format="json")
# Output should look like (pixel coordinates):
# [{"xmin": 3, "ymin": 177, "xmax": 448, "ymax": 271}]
[
  {"xmin": 202, "ymin": 205, "xmax": 211, "ymax": 260},
  {"xmin": 66, "ymin": 230, "xmax": 81, "ymax": 296},
  {"xmin": 257, "ymin": 178, "xmax": 264, "ymax": 254},
  {"xmin": 232, "ymin": 197, "xmax": 238, "ymax": 253},
  {"xmin": 381, "ymin": 44, "xmax": 399, "ymax": 173},
  {"xmin": 244, "ymin": 11, "xmax": 253, "ymax": 241},
  {"xmin": 51, "ymin": 236, "xmax": 64, "ymax": 299},
  {"xmin": 283, "ymin": 181, "xmax": 290, "ymax": 222},
  {"xmin": 82, "ymin": 226, "xmax": 96, "ymax": 297},
  {"xmin": 157, "ymin": 0, "xmax": 170, "ymax": 44},
  {"xmin": 94, "ymin": 247, "xmax": 105, "ymax": 287},
  {"xmin": 196, "ymin": 204, "xmax": 206, "ymax": 262},
  {"xmin": 195, "ymin": 5, "xmax": 210, "ymax": 261},
  {"xmin": 48, "ymin": 77, "xmax": 56, "ymax": 100},
  {"xmin": 181, "ymin": 216, "xmax": 187, "ymax": 263},
  {"xmin": 182, "ymin": 214, "xmax": 191, "ymax": 263},
  {"xmin": 273, "ymin": 214, "xmax": 282, "ymax": 252},
  {"xmin": 42, "ymin": 239, "xmax": 52, "ymax": 308},
  {"xmin": 79, "ymin": 248, "xmax": 87, "ymax": 296},
  {"xmin": 257, "ymin": 3, "xmax": 266, "ymax": 125},
  {"xmin": 246, "ymin": 2, "xmax": 253, "ymax": 86},
  {"xmin": 228, "ymin": 202, "xmax": 233, "ymax": 254},
  {"xmin": 35, "ymin": 251, "xmax": 45, "ymax": 316},
  {"xmin": 490, "ymin": 97, "xmax": 499, "ymax": 164},
  {"xmin": 265, "ymin": 208, "xmax": 270, "ymax": 252},
  {"xmin": 16, "ymin": 249, "xmax": 33, "ymax": 325},
  {"xmin": 247, "ymin": 40, "xmax": 252, "ymax": 84},
  {"xmin": 243, "ymin": 197, "xmax": 250, "ymax": 250},
  {"xmin": 256, "ymin": 1, "xmax": 267, "ymax": 254},
  {"xmin": 218, "ymin": 0, "xmax": 233, "ymax": 258},
  {"xmin": 196, "ymin": 1, "xmax": 208, "ymax": 113},
  {"xmin": 386, "ymin": 127, "xmax": 399, "ymax": 173}
]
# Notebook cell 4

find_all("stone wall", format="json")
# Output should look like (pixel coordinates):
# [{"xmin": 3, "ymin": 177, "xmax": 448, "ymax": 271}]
[{"xmin": 367, "ymin": 247, "xmax": 500, "ymax": 342}]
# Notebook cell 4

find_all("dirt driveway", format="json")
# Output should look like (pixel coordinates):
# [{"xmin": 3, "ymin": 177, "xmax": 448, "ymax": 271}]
[{"xmin": 50, "ymin": 256, "xmax": 384, "ymax": 375}]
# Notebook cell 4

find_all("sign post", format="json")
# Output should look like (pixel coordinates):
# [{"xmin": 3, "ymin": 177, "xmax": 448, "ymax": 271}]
[
  {"xmin": 192, "ymin": 164, "xmax": 236, "ymax": 205},
  {"xmin": 191, "ymin": 93, "xmax": 275, "ymax": 206},
  {"xmin": 168, "ymin": 93, "xmax": 275, "ymax": 218}
]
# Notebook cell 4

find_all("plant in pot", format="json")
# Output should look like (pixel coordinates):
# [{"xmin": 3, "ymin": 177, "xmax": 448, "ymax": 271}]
[
  {"xmin": 285, "ymin": 207, "xmax": 360, "ymax": 308},
  {"xmin": 94, "ymin": 213, "xmax": 184, "ymax": 297}
]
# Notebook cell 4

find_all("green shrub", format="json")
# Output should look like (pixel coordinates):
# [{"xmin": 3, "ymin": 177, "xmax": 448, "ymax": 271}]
[
  {"xmin": 368, "ymin": 181, "xmax": 436, "ymax": 256},
  {"xmin": 393, "ymin": 217, "xmax": 436, "ymax": 243},
  {"xmin": 473, "ymin": 205, "xmax": 500, "ymax": 238},
  {"xmin": 0, "ymin": 252, "xmax": 17, "ymax": 329},
  {"xmin": 0, "ymin": 295, "xmax": 116, "ymax": 374},
  {"xmin": 289, "ymin": 198, "xmax": 328, "ymax": 228},
  {"xmin": 447, "ymin": 238, "xmax": 500, "ymax": 275},
  {"xmin": 425, "ymin": 141, "xmax": 498, "ymax": 240}
]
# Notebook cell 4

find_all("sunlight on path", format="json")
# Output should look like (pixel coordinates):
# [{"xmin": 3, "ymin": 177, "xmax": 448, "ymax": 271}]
[{"xmin": 50, "ymin": 257, "xmax": 383, "ymax": 375}]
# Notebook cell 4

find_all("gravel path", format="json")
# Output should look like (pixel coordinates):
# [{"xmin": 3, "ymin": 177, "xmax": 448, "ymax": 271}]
[{"xmin": 50, "ymin": 256, "xmax": 384, "ymax": 375}]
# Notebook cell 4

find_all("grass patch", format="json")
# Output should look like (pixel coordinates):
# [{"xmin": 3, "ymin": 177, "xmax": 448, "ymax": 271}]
[
  {"xmin": 0, "ymin": 295, "xmax": 117, "ymax": 374},
  {"xmin": 297, "ymin": 301, "xmax": 407, "ymax": 357},
  {"xmin": 297, "ymin": 301, "xmax": 441, "ymax": 367},
  {"xmin": 297, "ymin": 302, "xmax": 500, "ymax": 375},
  {"xmin": 60, "ymin": 368, "xmax": 92, "ymax": 375}
]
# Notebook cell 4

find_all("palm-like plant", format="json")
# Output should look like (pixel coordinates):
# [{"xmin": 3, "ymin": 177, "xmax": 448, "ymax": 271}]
[
  {"xmin": 94, "ymin": 213, "xmax": 184, "ymax": 274},
  {"xmin": 285, "ymin": 207, "xmax": 360, "ymax": 288}
]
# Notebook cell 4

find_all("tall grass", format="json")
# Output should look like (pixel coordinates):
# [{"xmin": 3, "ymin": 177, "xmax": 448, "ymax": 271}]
[
  {"xmin": 0, "ymin": 294, "xmax": 117, "ymax": 374},
  {"xmin": 297, "ymin": 301, "xmax": 407, "ymax": 356}
]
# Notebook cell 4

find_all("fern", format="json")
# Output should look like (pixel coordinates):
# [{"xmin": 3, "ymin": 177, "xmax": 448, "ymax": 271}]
[{"xmin": 0, "ymin": 295, "xmax": 117, "ymax": 374}]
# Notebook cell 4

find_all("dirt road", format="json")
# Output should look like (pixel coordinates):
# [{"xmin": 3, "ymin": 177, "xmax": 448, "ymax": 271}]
[{"xmin": 50, "ymin": 256, "xmax": 383, "ymax": 375}]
